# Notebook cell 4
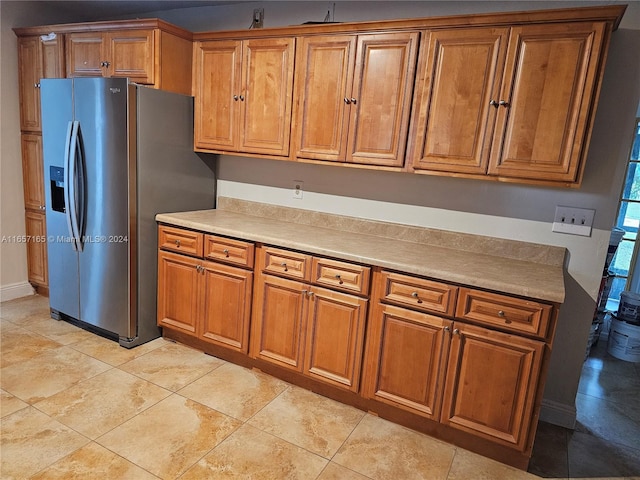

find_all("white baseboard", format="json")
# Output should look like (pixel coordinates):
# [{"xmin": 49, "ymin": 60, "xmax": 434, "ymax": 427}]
[
  {"xmin": 539, "ymin": 398, "xmax": 577, "ymax": 429},
  {"xmin": 0, "ymin": 282, "xmax": 35, "ymax": 302}
]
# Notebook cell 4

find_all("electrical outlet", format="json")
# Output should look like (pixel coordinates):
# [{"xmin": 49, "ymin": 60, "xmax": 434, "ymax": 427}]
[
  {"xmin": 293, "ymin": 181, "xmax": 303, "ymax": 200},
  {"xmin": 552, "ymin": 206, "xmax": 595, "ymax": 236},
  {"xmin": 252, "ymin": 8, "xmax": 264, "ymax": 28}
]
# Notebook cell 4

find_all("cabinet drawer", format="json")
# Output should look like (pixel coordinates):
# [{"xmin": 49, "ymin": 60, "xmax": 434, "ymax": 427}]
[
  {"xmin": 158, "ymin": 226, "xmax": 203, "ymax": 257},
  {"xmin": 455, "ymin": 288, "xmax": 552, "ymax": 338},
  {"xmin": 381, "ymin": 271, "xmax": 457, "ymax": 317},
  {"xmin": 205, "ymin": 234, "xmax": 254, "ymax": 268},
  {"xmin": 262, "ymin": 246, "xmax": 311, "ymax": 281},
  {"xmin": 312, "ymin": 257, "xmax": 370, "ymax": 295}
]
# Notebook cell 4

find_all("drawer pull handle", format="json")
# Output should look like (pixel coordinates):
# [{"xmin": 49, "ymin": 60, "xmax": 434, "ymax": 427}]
[
  {"xmin": 175, "ymin": 239, "xmax": 181, "ymax": 247},
  {"xmin": 223, "ymin": 248, "xmax": 229, "ymax": 257},
  {"xmin": 498, "ymin": 310, "xmax": 505, "ymax": 317},
  {"xmin": 335, "ymin": 274, "xmax": 343, "ymax": 284},
  {"xmin": 411, "ymin": 291, "xmax": 423, "ymax": 303},
  {"xmin": 280, "ymin": 262, "xmax": 288, "ymax": 272}
]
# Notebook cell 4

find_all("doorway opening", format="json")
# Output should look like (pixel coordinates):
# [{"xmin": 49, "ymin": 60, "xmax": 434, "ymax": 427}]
[{"xmin": 607, "ymin": 118, "xmax": 640, "ymax": 311}]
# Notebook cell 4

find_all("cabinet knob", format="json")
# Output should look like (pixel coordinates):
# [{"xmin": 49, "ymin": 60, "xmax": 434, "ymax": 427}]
[
  {"xmin": 239, "ymin": 95, "xmax": 245, "ymax": 101},
  {"xmin": 489, "ymin": 99, "xmax": 498, "ymax": 108},
  {"xmin": 223, "ymin": 248, "xmax": 229, "ymax": 257},
  {"xmin": 498, "ymin": 310, "xmax": 505, "ymax": 317},
  {"xmin": 34, "ymin": 82, "xmax": 41, "ymax": 88},
  {"xmin": 308, "ymin": 291, "xmax": 315, "ymax": 297},
  {"xmin": 101, "ymin": 61, "xmax": 110, "ymax": 67},
  {"xmin": 175, "ymin": 239, "xmax": 181, "ymax": 247},
  {"xmin": 233, "ymin": 95, "xmax": 239, "ymax": 101},
  {"xmin": 453, "ymin": 328, "xmax": 460, "ymax": 335},
  {"xmin": 444, "ymin": 326, "xmax": 450, "ymax": 333},
  {"xmin": 498, "ymin": 100, "xmax": 509, "ymax": 108},
  {"xmin": 344, "ymin": 97, "xmax": 351, "ymax": 104},
  {"xmin": 350, "ymin": 98, "xmax": 357, "ymax": 105},
  {"xmin": 280, "ymin": 262, "xmax": 288, "ymax": 272},
  {"xmin": 40, "ymin": 205, "xmax": 46, "ymax": 210},
  {"xmin": 411, "ymin": 291, "xmax": 422, "ymax": 303},
  {"xmin": 335, "ymin": 274, "xmax": 343, "ymax": 284}
]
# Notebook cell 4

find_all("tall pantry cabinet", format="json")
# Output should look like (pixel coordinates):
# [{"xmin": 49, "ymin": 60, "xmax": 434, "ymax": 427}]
[
  {"xmin": 16, "ymin": 34, "xmax": 65, "ymax": 292},
  {"xmin": 14, "ymin": 19, "xmax": 194, "ymax": 293}
]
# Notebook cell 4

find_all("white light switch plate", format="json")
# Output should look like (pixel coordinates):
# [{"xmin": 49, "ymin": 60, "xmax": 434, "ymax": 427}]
[{"xmin": 552, "ymin": 206, "xmax": 595, "ymax": 237}]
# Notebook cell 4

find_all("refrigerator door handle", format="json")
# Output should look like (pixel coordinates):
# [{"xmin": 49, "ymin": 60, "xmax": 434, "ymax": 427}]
[
  {"xmin": 63, "ymin": 121, "xmax": 77, "ymax": 251},
  {"xmin": 68, "ymin": 120, "xmax": 83, "ymax": 251},
  {"xmin": 74, "ymin": 122, "xmax": 86, "ymax": 250}
]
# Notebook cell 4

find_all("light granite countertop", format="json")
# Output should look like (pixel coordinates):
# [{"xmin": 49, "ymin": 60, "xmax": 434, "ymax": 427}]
[{"xmin": 156, "ymin": 202, "xmax": 566, "ymax": 304}]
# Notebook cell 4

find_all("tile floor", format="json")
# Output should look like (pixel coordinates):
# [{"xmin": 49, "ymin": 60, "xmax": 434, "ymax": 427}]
[{"xmin": 1, "ymin": 295, "xmax": 639, "ymax": 480}]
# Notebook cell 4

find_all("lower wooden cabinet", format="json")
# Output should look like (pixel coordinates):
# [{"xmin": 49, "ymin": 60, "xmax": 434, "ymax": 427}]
[
  {"xmin": 156, "ymin": 225, "xmax": 558, "ymax": 468},
  {"xmin": 157, "ymin": 229, "xmax": 253, "ymax": 353},
  {"xmin": 157, "ymin": 250, "xmax": 200, "ymax": 335},
  {"xmin": 364, "ymin": 282, "xmax": 546, "ymax": 451},
  {"xmin": 250, "ymin": 272, "xmax": 368, "ymax": 392},
  {"xmin": 24, "ymin": 210, "xmax": 48, "ymax": 288}
]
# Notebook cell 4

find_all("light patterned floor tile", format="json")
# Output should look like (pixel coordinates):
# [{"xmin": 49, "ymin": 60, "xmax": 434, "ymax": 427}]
[
  {"xmin": 16, "ymin": 315, "xmax": 96, "ymax": 345},
  {"xmin": 181, "ymin": 424, "xmax": 327, "ymax": 480},
  {"xmin": 0, "ymin": 295, "xmax": 50, "ymax": 320},
  {"xmin": 318, "ymin": 462, "xmax": 373, "ymax": 480},
  {"xmin": 1, "ymin": 389, "xmax": 29, "ymax": 418},
  {"xmin": 119, "ymin": 342, "xmax": 224, "ymax": 391},
  {"xmin": 448, "ymin": 448, "xmax": 540, "ymax": 480},
  {"xmin": 0, "ymin": 346, "xmax": 111, "ymax": 404},
  {"xmin": 97, "ymin": 394, "xmax": 240, "ymax": 479},
  {"xmin": 69, "ymin": 334, "xmax": 169, "ymax": 366},
  {"xmin": 333, "ymin": 414, "xmax": 455, "ymax": 480},
  {"xmin": 0, "ymin": 406, "xmax": 88, "ymax": 479},
  {"xmin": 1, "ymin": 327, "xmax": 63, "ymax": 367},
  {"xmin": 35, "ymin": 368, "xmax": 171, "ymax": 439},
  {"xmin": 248, "ymin": 385, "xmax": 365, "ymax": 458},
  {"xmin": 179, "ymin": 362, "xmax": 289, "ymax": 421},
  {"xmin": 29, "ymin": 442, "xmax": 160, "ymax": 480}
]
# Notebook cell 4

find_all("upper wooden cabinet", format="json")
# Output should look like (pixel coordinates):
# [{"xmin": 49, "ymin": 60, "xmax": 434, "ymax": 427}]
[
  {"xmin": 293, "ymin": 32, "xmax": 419, "ymax": 167},
  {"xmin": 66, "ymin": 30, "xmax": 156, "ymax": 84},
  {"xmin": 194, "ymin": 38, "xmax": 295, "ymax": 156},
  {"xmin": 408, "ymin": 27, "xmax": 508, "ymax": 175},
  {"xmin": 15, "ymin": 19, "xmax": 193, "ymax": 95},
  {"xmin": 17, "ymin": 34, "xmax": 64, "ymax": 132},
  {"xmin": 409, "ymin": 21, "xmax": 608, "ymax": 185},
  {"xmin": 191, "ymin": 4, "xmax": 623, "ymax": 186},
  {"xmin": 487, "ymin": 22, "xmax": 606, "ymax": 183}
]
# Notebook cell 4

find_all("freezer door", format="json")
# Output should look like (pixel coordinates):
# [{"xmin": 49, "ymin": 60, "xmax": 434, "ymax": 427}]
[
  {"xmin": 73, "ymin": 78, "xmax": 131, "ymax": 337},
  {"xmin": 41, "ymin": 79, "xmax": 80, "ymax": 320}
]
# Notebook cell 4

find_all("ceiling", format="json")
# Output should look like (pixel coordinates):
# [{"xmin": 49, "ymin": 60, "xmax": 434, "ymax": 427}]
[{"xmin": 44, "ymin": 1, "xmax": 243, "ymax": 20}]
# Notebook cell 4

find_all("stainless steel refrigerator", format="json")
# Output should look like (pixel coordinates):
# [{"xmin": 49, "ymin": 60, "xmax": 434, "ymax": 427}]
[{"xmin": 40, "ymin": 78, "xmax": 215, "ymax": 348}]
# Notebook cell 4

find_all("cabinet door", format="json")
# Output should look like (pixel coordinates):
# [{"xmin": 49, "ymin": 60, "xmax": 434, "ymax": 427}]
[
  {"xmin": 488, "ymin": 22, "xmax": 606, "ymax": 182},
  {"xmin": 201, "ymin": 261, "xmax": 253, "ymax": 353},
  {"xmin": 194, "ymin": 40, "xmax": 242, "ymax": 151},
  {"xmin": 250, "ymin": 274, "xmax": 307, "ymax": 371},
  {"xmin": 157, "ymin": 250, "xmax": 200, "ymax": 336},
  {"xmin": 347, "ymin": 32, "xmax": 419, "ymax": 167},
  {"xmin": 409, "ymin": 28, "xmax": 508, "ymax": 174},
  {"xmin": 304, "ymin": 286, "xmax": 367, "ymax": 392},
  {"xmin": 106, "ymin": 30, "xmax": 155, "ymax": 84},
  {"xmin": 293, "ymin": 35, "xmax": 356, "ymax": 161},
  {"xmin": 21, "ymin": 134, "xmax": 45, "ymax": 212},
  {"xmin": 66, "ymin": 32, "xmax": 104, "ymax": 77},
  {"xmin": 25, "ymin": 211, "xmax": 48, "ymax": 287},
  {"xmin": 17, "ymin": 37, "xmax": 49, "ymax": 132},
  {"xmin": 441, "ymin": 322, "xmax": 544, "ymax": 450},
  {"xmin": 241, "ymin": 38, "xmax": 295, "ymax": 156},
  {"xmin": 363, "ymin": 304, "xmax": 451, "ymax": 420}
]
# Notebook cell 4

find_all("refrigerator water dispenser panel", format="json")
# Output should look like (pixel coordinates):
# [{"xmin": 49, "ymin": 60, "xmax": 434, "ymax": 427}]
[{"xmin": 50, "ymin": 166, "xmax": 65, "ymax": 213}]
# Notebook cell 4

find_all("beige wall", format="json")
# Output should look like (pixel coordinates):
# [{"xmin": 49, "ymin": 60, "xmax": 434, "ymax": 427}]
[{"xmin": 2, "ymin": 0, "xmax": 639, "ymax": 427}]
